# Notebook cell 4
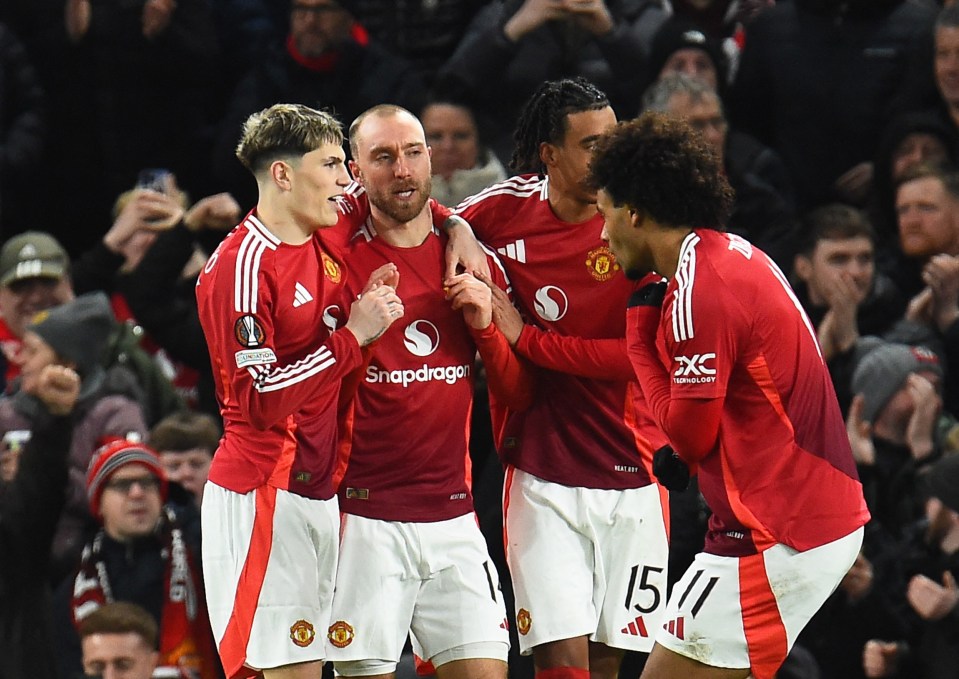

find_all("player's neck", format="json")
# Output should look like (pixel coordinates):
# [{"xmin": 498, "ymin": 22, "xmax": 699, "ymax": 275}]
[
  {"xmin": 654, "ymin": 227, "xmax": 696, "ymax": 280},
  {"xmin": 547, "ymin": 182, "xmax": 598, "ymax": 224},
  {"xmin": 254, "ymin": 198, "xmax": 318, "ymax": 245},
  {"xmin": 370, "ymin": 205, "xmax": 433, "ymax": 248}
]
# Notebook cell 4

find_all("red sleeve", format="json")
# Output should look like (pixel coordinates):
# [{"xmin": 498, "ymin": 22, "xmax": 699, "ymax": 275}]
[
  {"xmin": 430, "ymin": 198, "xmax": 453, "ymax": 223},
  {"xmin": 230, "ymin": 327, "xmax": 363, "ymax": 430},
  {"xmin": 626, "ymin": 305, "xmax": 720, "ymax": 463},
  {"xmin": 515, "ymin": 326, "xmax": 632, "ymax": 380},
  {"xmin": 197, "ymin": 250, "xmax": 364, "ymax": 431},
  {"xmin": 471, "ymin": 323, "xmax": 534, "ymax": 411}
]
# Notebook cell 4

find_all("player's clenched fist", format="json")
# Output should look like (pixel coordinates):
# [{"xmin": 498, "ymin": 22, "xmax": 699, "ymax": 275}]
[{"xmin": 346, "ymin": 283, "xmax": 405, "ymax": 346}]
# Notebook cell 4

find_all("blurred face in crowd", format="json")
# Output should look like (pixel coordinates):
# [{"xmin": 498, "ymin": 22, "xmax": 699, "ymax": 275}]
[
  {"xmin": 896, "ymin": 175, "xmax": 959, "ymax": 259},
  {"xmin": 351, "ymin": 111, "xmax": 433, "ymax": 225},
  {"xmin": 159, "ymin": 447, "xmax": 212, "ymax": 505},
  {"xmin": 891, "ymin": 133, "xmax": 950, "ymax": 183},
  {"xmin": 543, "ymin": 107, "xmax": 617, "ymax": 206},
  {"xmin": 290, "ymin": 0, "xmax": 353, "ymax": 57},
  {"xmin": 873, "ymin": 371, "xmax": 942, "ymax": 446},
  {"xmin": 422, "ymin": 103, "xmax": 480, "ymax": 181},
  {"xmin": 659, "ymin": 48, "xmax": 719, "ymax": 91},
  {"xmin": 16, "ymin": 331, "xmax": 64, "ymax": 396},
  {"xmin": 0, "ymin": 276, "xmax": 73, "ymax": 339},
  {"xmin": 935, "ymin": 24, "xmax": 959, "ymax": 108},
  {"xmin": 793, "ymin": 236, "xmax": 875, "ymax": 307},
  {"xmin": 99, "ymin": 463, "xmax": 163, "ymax": 541},
  {"xmin": 81, "ymin": 632, "xmax": 158, "ymax": 679},
  {"xmin": 663, "ymin": 91, "xmax": 727, "ymax": 164}
]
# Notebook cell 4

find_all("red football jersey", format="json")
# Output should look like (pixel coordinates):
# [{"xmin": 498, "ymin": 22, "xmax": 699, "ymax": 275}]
[
  {"xmin": 649, "ymin": 230, "xmax": 869, "ymax": 555},
  {"xmin": 454, "ymin": 175, "xmax": 664, "ymax": 489},
  {"xmin": 331, "ymin": 201, "xmax": 524, "ymax": 521},
  {"xmin": 196, "ymin": 212, "xmax": 363, "ymax": 500}
]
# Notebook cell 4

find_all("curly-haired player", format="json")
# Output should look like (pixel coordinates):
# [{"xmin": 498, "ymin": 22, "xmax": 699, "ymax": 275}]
[{"xmin": 590, "ymin": 112, "xmax": 870, "ymax": 679}]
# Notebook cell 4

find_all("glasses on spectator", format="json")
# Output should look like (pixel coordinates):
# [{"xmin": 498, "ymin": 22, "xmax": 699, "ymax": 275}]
[{"xmin": 104, "ymin": 475, "xmax": 161, "ymax": 494}]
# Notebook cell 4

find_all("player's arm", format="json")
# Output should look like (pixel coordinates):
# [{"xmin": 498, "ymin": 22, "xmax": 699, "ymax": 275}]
[
  {"xmin": 515, "ymin": 326, "xmax": 632, "ymax": 379},
  {"xmin": 447, "ymin": 271, "xmax": 534, "ymax": 411},
  {"xmin": 625, "ymin": 278, "xmax": 722, "ymax": 464},
  {"xmin": 479, "ymin": 273, "xmax": 632, "ymax": 379},
  {"xmin": 198, "ymin": 261, "xmax": 402, "ymax": 429}
]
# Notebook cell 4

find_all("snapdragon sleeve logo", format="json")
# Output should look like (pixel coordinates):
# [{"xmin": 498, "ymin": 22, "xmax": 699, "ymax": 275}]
[
  {"xmin": 403, "ymin": 320, "xmax": 440, "ymax": 356},
  {"xmin": 533, "ymin": 286, "xmax": 568, "ymax": 322}
]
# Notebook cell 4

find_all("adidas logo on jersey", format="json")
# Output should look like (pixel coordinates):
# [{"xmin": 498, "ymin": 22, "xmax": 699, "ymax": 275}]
[
  {"xmin": 496, "ymin": 239, "xmax": 526, "ymax": 263},
  {"xmin": 293, "ymin": 282, "xmax": 314, "ymax": 308},
  {"xmin": 621, "ymin": 615, "xmax": 649, "ymax": 637}
]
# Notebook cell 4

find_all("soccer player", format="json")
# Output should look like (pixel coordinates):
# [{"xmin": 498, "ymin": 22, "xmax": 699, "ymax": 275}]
[
  {"xmin": 452, "ymin": 78, "xmax": 671, "ymax": 679},
  {"xmin": 590, "ymin": 112, "xmax": 870, "ymax": 679},
  {"xmin": 195, "ymin": 103, "xmax": 405, "ymax": 679},
  {"xmin": 325, "ymin": 104, "xmax": 531, "ymax": 679}
]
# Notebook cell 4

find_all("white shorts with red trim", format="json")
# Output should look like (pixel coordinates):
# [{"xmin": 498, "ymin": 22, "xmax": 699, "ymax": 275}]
[
  {"xmin": 327, "ymin": 512, "xmax": 510, "ymax": 676},
  {"xmin": 504, "ymin": 468, "xmax": 670, "ymax": 655},
  {"xmin": 655, "ymin": 526, "xmax": 863, "ymax": 679},
  {"xmin": 201, "ymin": 481, "xmax": 340, "ymax": 678}
]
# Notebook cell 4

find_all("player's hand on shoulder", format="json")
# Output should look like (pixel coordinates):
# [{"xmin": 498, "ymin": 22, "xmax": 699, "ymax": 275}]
[{"xmin": 346, "ymin": 283, "xmax": 404, "ymax": 346}]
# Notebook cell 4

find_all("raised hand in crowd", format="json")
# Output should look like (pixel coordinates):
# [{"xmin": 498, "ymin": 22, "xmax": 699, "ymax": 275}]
[
  {"xmin": 182, "ymin": 192, "xmax": 241, "ymax": 233},
  {"xmin": 503, "ymin": 0, "xmax": 570, "ymax": 41},
  {"xmin": 141, "ymin": 0, "xmax": 177, "ymax": 39},
  {"xmin": 862, "ymin": 639, "xmax": 900, "ymax": 678},
  {"xmin": 906, "ymin": 570, "xmax": 959, "ymax": 621},
  {"xmin": 901, "ymin": 373, "xmax": 941, "ymax": 462},
  {"xmin": 923, "ymin": 253, "xmax": 959, "ymax": 332},
  {"xmin": 563, "ymin": 0, "xmax": 614, "ymax": 36},
  {"xmin": 816, "ymin": 266, "xmax": 868, "ymax": 362},
  {"xmin": 846, "ymin": 394, "xmax": 876, "ymax": 466}
]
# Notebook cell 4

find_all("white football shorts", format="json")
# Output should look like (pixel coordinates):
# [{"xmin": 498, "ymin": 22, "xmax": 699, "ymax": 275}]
[
  {"xmin": 503, "ymin": 467, "xmax": 670, "ymax": 655},
  {"xmin": 328, "ymin": 512, "xmax": 510, "ymax": 676},
  {"xmin": 654, "ymin": 526, "xmax": 863, "ymax": 679},
  {"xmin": 201, "ymin": 481, "xmax": 340, "ymax": 676}
]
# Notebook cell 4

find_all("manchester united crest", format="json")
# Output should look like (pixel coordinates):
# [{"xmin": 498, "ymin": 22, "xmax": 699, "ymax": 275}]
[
  {"xmin": 517, "ymin": 608, "xmax": 532, "ymax": 636},
  {"xmin": 321, "ymin": 252, "xmax": 342, "ymax": 284},
  {"xmin": 234, "ymin": 315, "xmax": 266, "ymax": 348},
  {"xmin": 290, "ymin": 620, "xmax": 316, "ymax": 647},
  {"xmin": 328, "ymin": 620, "xmax": 355, "ymax": 648},
  {"xmin": 585, "ymin": 246, "xmax": 619, "ymax": 282}
]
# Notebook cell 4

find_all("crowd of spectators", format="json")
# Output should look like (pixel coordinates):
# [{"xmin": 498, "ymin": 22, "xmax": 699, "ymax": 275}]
[{"xmin": 0, "ymin": 1, "xmax": 957, "ymax": 678}]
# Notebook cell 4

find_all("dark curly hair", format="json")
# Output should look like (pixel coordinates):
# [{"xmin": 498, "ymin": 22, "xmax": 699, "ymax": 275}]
[
  {"xmin": 587, "ymin": 112, "xmax": 734, "ymax": 230},
  {"xmin": 510, "ymin": 77, "xmax": 610, "ymax": 175}
]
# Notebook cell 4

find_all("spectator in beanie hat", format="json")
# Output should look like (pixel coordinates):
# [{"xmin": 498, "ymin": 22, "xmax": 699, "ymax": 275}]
[
  {"xmin": 0, "ymin": 230, "xmax": 183, "ymax": 422},
  {"xmin": 51, "ymin": 438, "xmax": 218, "ymax": 679},
  {"xmin": 644, "ymin": 17, "xmax": 728, "ymax": 93},
  {"xmin": 0, "ymin": 292, "xmax": 147, "ymax": 581},
  {"xmin": 847, "ymin": 339, "xmax": 958, "ymax": 537}
]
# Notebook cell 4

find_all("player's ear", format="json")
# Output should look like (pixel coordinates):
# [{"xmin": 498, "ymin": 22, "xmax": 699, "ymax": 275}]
[
  {"xmin": 539, "ymin": 141, "xmax": 555, "ymax": 169},
  {"xmin": 627, "ymin": 204, "xmax": 645, "ymax": 229},
  {"xmin": 348, "ymin": 159, "xmax": 363, "ymax": 184},
  {"xmin": 271, "ymin": 159, "xmax": 293, "ymax": 191}
]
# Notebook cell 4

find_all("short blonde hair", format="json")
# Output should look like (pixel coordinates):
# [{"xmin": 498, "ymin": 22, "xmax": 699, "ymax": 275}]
[{"xmin": 236, "ymin": 103, "xmax": 344, "ymax": 174}]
